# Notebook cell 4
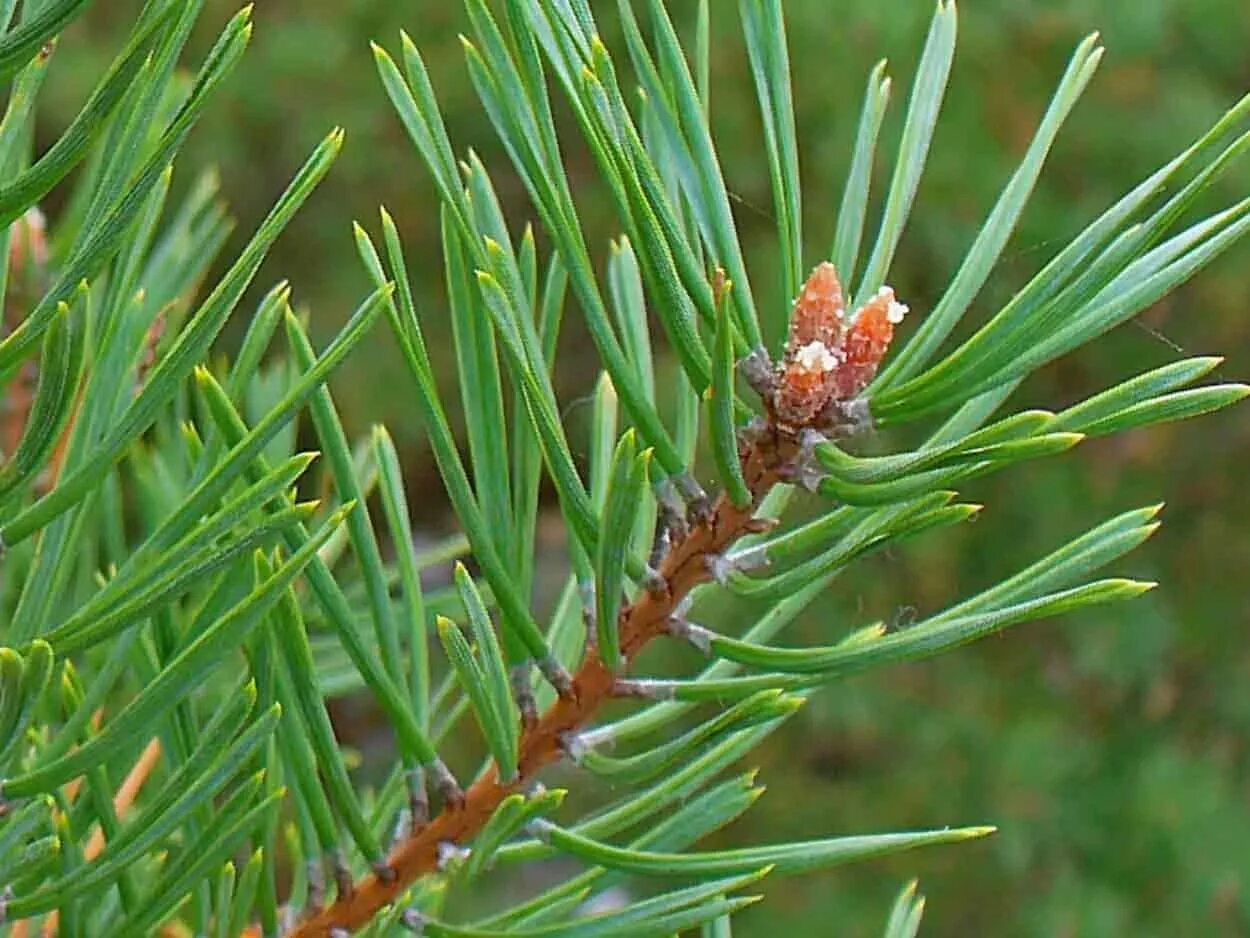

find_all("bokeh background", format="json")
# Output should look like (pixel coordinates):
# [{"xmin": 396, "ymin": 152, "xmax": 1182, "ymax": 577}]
[{"xmin": 59, "ymin": 1, "xmax": 1250, "ymax": 934}]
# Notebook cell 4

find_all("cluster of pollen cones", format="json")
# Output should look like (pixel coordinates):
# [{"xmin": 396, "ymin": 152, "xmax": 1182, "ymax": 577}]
[{"xmin": 768, "ymin": 261, "xmax": 907, "ymax": 433}]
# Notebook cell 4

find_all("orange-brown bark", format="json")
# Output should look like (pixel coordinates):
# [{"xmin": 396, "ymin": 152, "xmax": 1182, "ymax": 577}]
[{"xmin": 287, "ymin": 438, "xmax": 788, "ymax": 936}]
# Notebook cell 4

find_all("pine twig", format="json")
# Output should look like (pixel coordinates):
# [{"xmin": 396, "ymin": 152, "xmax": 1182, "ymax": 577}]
[
  {"xmin": 286, "ymin": 434, "xmax": 794, "ymax": 936},
  {"xmin": 286, "ymin": 261, "xmax": 894, "ymax": 936}
]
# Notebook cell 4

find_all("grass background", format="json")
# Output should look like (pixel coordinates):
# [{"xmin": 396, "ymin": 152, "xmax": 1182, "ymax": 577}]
[{"xmin": 53, "ymin": 1, "xmax": 1250, "ymax": 934}]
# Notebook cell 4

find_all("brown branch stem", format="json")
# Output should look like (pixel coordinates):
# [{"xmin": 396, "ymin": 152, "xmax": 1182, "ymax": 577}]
[
  {"xmin": 287, "ymin": 436, "xmax": 790, "ymax": 936},
  {"xmin": 82, "ymin": 737, "xmax": 163, "ymax": 863}
]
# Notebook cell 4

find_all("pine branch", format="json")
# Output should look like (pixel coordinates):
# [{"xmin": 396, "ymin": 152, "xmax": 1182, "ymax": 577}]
[
  {"xmin": 2, "ymin": 3, "xmax": 1247, "ymax": 934},
  {"xmin": 288, "ymin": 431, "xmax": 789, "ymax": 936}
]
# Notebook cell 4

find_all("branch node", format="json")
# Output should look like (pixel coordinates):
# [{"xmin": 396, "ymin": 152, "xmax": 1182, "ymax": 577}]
[
  {"xmin": 405, "ymin": 767, "xmax": 429, "ymax": 833},
  {"xmin": 612, "ymin": 678, "xmax": 675, "ymax": 700},
  {"xmin": 509, "ymin": 663, "xmax": 539, "ymax": 730},
  {"xmin": 689, "ymin": 496, "xmax": 716, "ymax": 528},
  {"xmin": 817, "ymin": 396, "xmax": 875, "ymax": 437},
  {"xmin": 332, "ymin": 851, "xmax": 355, "ymax": 902},
  {"xmin": 574, "ymin": 723, "xmax": 613, "ymax": 750},
  {"xmin": 578, "ymin": 578, "xmax": 598, "ymax": 652},
  {"xmin": 578, "ymin": 578, "xmax": 596, "ymax": 617},
  {"xmin": 720, "ymin": 543, "xmax": 770, "ymax": 578},
  {"xmin": 708, "ymin": 545, "xmax": 768, "ymax": 584},
  {"xmin": 738, "ymin": 415, "xmax": 773, "ymax": 451},
  {"xmin": 799, "ymin": 427, "xmax": 827, "ymax": 455},
  {"xmin": 642, "ymin": 565, "xmax": 668, "ymax": 596},
  {"xmin": 743, "ymin": 515, "xmax": 781, "ymax": 535},
  {"xmin": 667, "ymin": 617, "xmax": 713, "ymax": 655},
  {"xmin": 656, "ymin": 478, "xmax": 690, "ymax": 540},
  {"xmin": 436, "ymin": 841, "xmax": 470, "ymax": 871},
  {"xmin": 706, "ymin": 552, "xmax": 731, "ymax": 584},
  {"xmin": 674, "ymin": 472, "xmax": 713, "ymax": 525},
  {"xmin": 648, "ymin": 516, "xmax": 672, "ymax": 570},
  {"xmin": 307, "ymin": 857, "xmax": 326, "ymax": 911},
  {"xmin": 538, "ymin": 654, "xmax": 576, "ymax": 701},
  {"xmin": 372, "ymin": 860, "xmax": 398, "ymax": 885},
  {"xmin": 428, "ymin": 758, "xmax": 464, "ymax": 809},
  {"xmin": 777, "ymin": 432, "xmax": 828, "ymax": 491},
  {"xmin": 739, "ymin": 345, "xmax": 777, "ymax": 399},
  {"xmin": 558, "ymin": 731, "xmax": 588, "ymax": 764},
  {"xmin": 525, "ymin": 817, "xmax": 555, "ymax": 843},
  {"xmin": 671, "ymin": 591, "xmax": 695, "ymax": 621},
  {"xmin": 390, "ymin": 809, "xmax": 412, "ymax": 851},
  {"xmin": 400, "ymin": 908, "xmax": 428, "ymax": 934}
]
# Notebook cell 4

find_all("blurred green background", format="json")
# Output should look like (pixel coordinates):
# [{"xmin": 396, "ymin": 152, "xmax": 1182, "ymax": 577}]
[{"xmin": 57, "ymin": 1, "xmax": 1250, "ymax": 934}]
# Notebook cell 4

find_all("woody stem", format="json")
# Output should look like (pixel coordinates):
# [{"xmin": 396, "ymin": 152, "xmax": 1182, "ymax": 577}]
[{"xmin": 285, "ymin": 435, "xmax": 790, "ymax": 937}]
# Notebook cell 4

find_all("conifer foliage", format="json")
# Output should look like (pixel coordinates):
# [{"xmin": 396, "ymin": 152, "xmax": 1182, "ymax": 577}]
[{"xmin": 0, "ymin": 0, "xmax": 1246, "ymax": 935}]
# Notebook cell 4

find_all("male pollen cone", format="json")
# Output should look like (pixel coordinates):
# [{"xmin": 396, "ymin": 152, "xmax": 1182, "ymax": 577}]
[
  {"xmin": 775, "ymin": 262, "xmax": 847, "ymax": 427},
  {"xmin": 834, "ymin": 284, "xmax": 903, "ymax": 400},
  {"xmin": 772, "ymin": 262, "xmax": 907, "ymax": 431}
]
